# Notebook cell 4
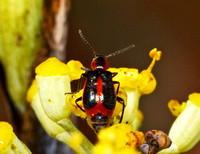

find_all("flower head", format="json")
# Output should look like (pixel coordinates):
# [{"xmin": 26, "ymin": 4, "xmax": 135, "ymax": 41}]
[{"xmin": 27, "ymin": 48, "xmax": 162, "ymax": 153}]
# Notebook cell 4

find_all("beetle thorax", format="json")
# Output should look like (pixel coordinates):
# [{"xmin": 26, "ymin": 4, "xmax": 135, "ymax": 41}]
[{"xmin": 91, "ymin": 55, "xmax": 109, "ymax": 70}]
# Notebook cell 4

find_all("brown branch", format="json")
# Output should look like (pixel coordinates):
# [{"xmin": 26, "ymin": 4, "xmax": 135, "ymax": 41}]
[{"xmin": 43, "ymin": 0, "xmax": 70, "ymax": 62}]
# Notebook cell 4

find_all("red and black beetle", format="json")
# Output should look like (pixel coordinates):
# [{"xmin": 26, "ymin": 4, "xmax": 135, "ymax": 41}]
[{"xmin": 73, "ymin": 30, "xmax": 134, "ymax": 132}]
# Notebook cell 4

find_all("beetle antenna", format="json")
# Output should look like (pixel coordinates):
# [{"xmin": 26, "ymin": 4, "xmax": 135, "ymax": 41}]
[
  {"xmin": 105, "ymin": 44, "xmax": 135, "ymax": 59},
  {"xmin": 79, "ymin": 29, "xmax": 96, "ymax": 56}
]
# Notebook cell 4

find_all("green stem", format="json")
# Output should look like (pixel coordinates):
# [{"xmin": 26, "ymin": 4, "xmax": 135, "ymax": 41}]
[{"xmin": 57, "ymin": 118, "xmax": 93, "ymax": 154}]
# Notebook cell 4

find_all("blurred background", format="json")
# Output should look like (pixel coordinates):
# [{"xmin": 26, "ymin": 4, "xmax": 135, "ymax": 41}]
[{"xmin": 0, "ymin": 0, "xmax": 200, "ymax": 153}]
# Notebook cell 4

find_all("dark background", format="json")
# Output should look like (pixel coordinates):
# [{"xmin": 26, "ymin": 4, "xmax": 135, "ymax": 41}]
[
  {"xmin": 0, "ymin": 0, "xmax": 200, "ymax": 153},
  {"xmin": 67, "ymin": 0, "xmax": 200, "ymax": 153}
]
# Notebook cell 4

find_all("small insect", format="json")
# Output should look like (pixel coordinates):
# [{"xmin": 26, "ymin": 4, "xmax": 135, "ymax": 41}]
[{"xmin": 73, "ymin": 30, "xmax": 135, "ymax": 132}]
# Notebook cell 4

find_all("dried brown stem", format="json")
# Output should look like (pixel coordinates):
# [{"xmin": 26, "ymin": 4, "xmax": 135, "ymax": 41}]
[{"xmin": 43, "ymin": 0, "xmax": 70, "ymax": 62}]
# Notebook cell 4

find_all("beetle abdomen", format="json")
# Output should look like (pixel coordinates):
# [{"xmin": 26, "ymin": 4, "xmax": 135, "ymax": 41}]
[{"xmin": 90, "ymin": 113, "xmax": 109, "ymax": 132}]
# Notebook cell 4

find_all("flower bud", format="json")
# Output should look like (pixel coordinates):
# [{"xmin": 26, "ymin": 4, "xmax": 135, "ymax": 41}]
[
  {"xmin": 0, "ymin": 122, "xmax": 31, "ymax": 153},
  {"xmin": 35, "ymin": 57, "xmax": 72, "ymax": 122},
  {"xmin": 159, "ymin": 93, "xmax": 200, "ymax": 153}
]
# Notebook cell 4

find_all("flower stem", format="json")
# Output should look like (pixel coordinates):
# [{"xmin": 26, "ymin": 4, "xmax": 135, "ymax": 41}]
[{"xmin": 57, "ymin": 118, "xmax": 93, "ymax": 154}]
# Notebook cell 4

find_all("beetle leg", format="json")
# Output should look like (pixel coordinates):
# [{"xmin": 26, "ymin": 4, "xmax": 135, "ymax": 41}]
[
  {"xmin": 112, "ymin": 72, "xmax": 118, "ymax": 78},
  {"xmin": 113, "ymin": 81, "xmax": 120, "ymax": 95},
  {"xmin": 75, "ymin": 97, "xmax": 85, "ymax": 112},
  {"xmin": 65, "ymin": 73, "xmax": 86, "ymax": 95},
  {"xmin": 81, "ymin": 67, "xmax": 91, "ymax": 72},
  {"xmin": 77, "ymin": 73, "xmax": 87, "ymax": 92},
  {"xmin": 116, "ymin": 96, "xmax": 125, "ymax": 123},
  {"xmin": 65, "ymin": 91, "xmax": 77, "ymax": 95}
]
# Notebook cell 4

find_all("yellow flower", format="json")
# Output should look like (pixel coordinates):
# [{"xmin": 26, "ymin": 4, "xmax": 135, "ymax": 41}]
[
  {"xmin": 0, "ymin": 121, "xmax": 31, "ymax": 153},
  {"xmin": 159, "ymin": 93, "xmax": 200, "ymax": 153},
  {"xmin": 27, "ymin": 58, "xmax": 93, "ymax": 154},
  {"xmin": 111, "ymin": 48, "xmax": 161, "ymax": 127},
  {"xmin": 93, "ymin": 123, "xmax": 144, "ymax": 154},
  {"xmin": 35, "ymin": 58, "xmax": 83, "ymax": 122}
]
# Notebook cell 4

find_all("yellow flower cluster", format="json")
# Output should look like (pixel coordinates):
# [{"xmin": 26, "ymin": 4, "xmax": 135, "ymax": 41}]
[{"xmin": 26, "ymin": 48, "xmax": 162, "ymax": 153}]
